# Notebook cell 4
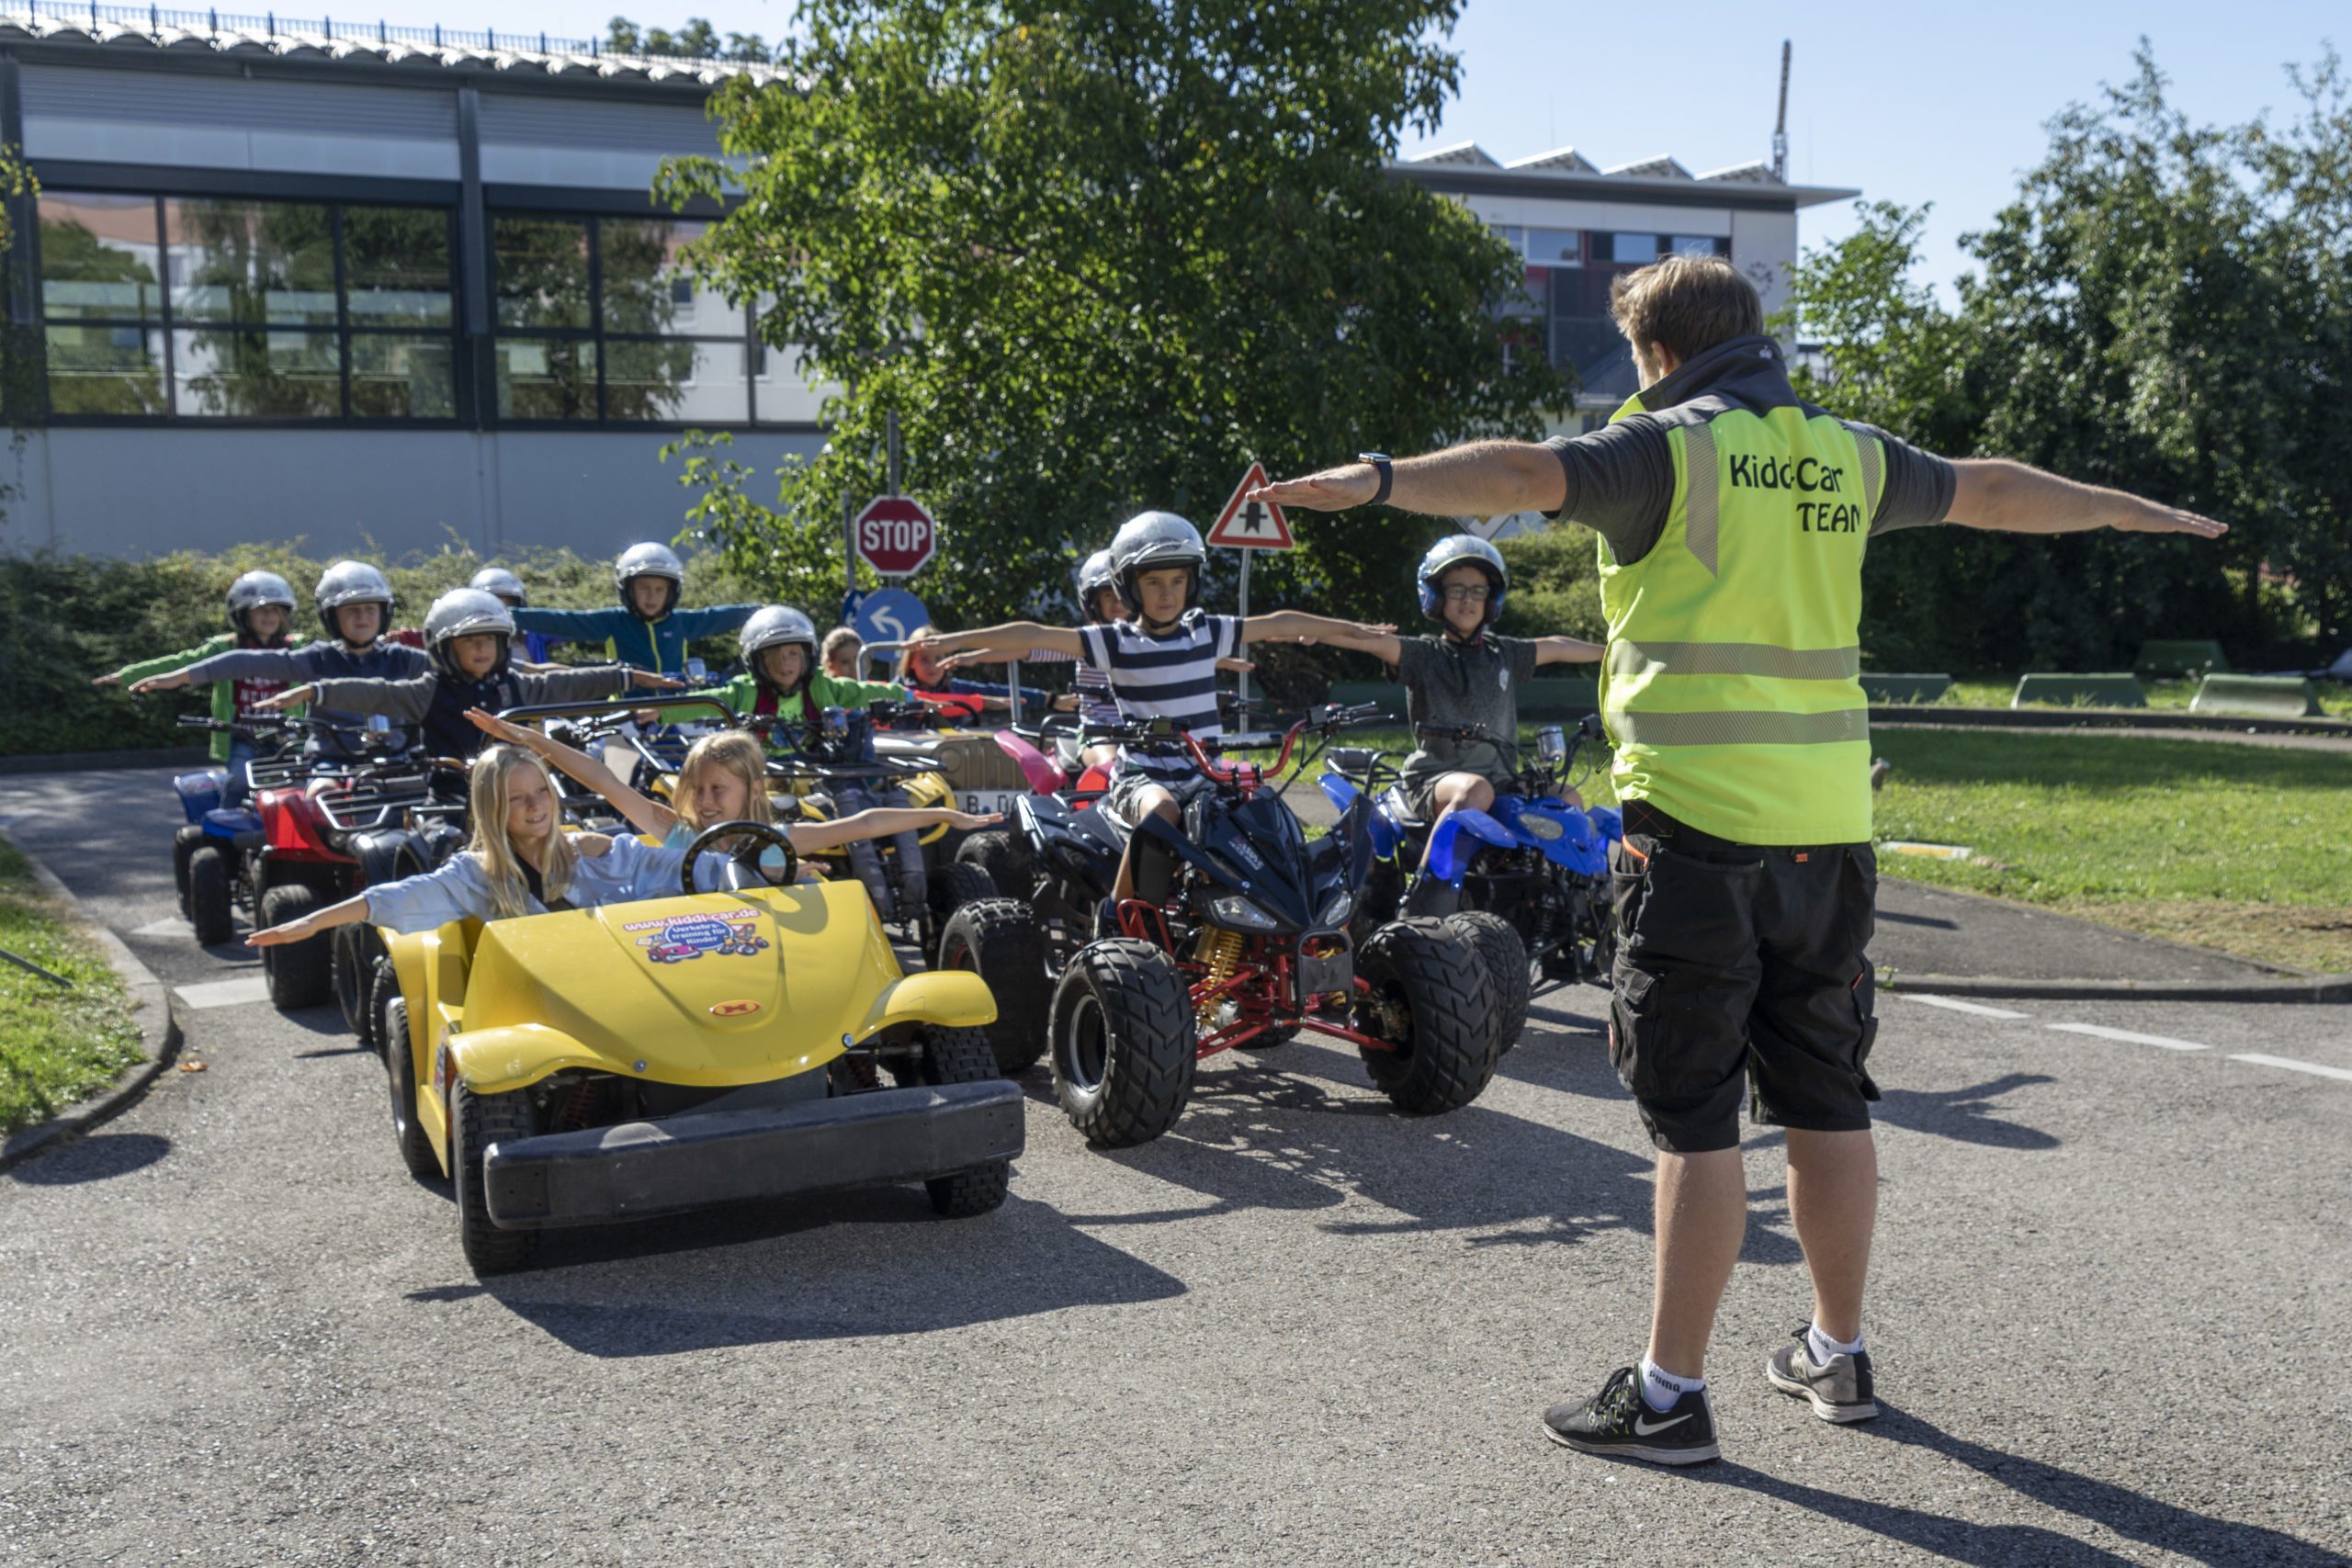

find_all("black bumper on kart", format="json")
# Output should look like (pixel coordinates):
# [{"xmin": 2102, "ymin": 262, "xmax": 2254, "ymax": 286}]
[{"xmin": 481, "ymin": 1080, "xmax": 1024, "ymax": 1230}]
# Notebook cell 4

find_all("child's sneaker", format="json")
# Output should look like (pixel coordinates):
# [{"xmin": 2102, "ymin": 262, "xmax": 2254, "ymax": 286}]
[
  {"xmin": 1764, "ymin": 1327, "xmax": 1878, "ymax": 1423},
  {"xmin": 1542, "ymin": 1366, "xmax": 1720, "ymax": 1465}
]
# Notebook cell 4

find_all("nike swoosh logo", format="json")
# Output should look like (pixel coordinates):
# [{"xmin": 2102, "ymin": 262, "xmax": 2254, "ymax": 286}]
[{"xmin": 1633, "ymin": 1414, "xmax": 1691, "ymax": 1436}]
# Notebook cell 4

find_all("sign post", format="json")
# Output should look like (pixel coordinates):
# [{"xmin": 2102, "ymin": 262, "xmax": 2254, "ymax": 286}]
[{"xmin": 1204, "ymin": 461, "xmax": 1295, "ymax": 707}]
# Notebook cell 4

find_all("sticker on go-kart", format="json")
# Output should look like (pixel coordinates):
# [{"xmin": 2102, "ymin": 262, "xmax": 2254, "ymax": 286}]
[
  {"xmin": 633, "ymin": 913, "xmax": 773, "ymax": 963},
  {"xmin": 708, "ymin": 999, "xmax": 763, "ymax": 1017}
]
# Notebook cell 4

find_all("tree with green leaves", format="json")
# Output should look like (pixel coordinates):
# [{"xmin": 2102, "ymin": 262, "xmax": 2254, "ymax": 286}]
[
  {"xmin": 605, "ymin": 15, "xmax": 769, "ymax": 62},
  {"xmin": 655, "ymin": 0, "xmax": 1567, "ymax": 626}
]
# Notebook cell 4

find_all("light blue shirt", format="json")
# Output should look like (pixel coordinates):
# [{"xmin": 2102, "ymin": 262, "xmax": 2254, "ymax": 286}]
[
  {"xmin": 661, "ymin": 820, "xmax": 794, "ymax": 875},
  {"xmin": 364, "ymin": 833, "xmax": 722, "ymax": 933}
]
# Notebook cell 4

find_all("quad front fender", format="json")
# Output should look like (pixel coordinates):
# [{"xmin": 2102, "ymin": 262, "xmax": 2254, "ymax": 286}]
[
  {"xmin": 993, "ymin": 729, "xmax": 1069, "ymax": 795},
  {"xmin": 854, "ymin": 969, "xmax": 1000, "ymax": 1040},
  {"xmin": 1319, "ymin": 773, "xmax": 1400, "ymax": 862},
  {"xmin": 1427, "ymin": 808, "xmax": 1516, "ymax": 883}
]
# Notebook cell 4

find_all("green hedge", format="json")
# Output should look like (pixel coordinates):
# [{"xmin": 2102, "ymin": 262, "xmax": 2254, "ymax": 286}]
[{"xmin": 0, "ymin": 542, "xmax": 779, "ymax": 757}]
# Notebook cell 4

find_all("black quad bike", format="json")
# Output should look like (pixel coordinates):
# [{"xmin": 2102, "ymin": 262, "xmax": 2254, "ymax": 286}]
[{"xmin": 942, "ymin": 705, "xmax": 1499, "ymax": 1147}]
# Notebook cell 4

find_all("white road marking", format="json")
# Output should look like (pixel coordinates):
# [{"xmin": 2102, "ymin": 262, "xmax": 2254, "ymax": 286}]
[
  {"xmin": 2046, "ymin": 1021, "xmax": 2210, "ymax": 1052},
  {"xmin": 1902, "ymin": 994, "xmax": 2030, "ymax": 1020},
  {"xmin": 130, "ymin": 917, "xmax": 190, "ymax": 939},
  {"xmin": 2229, "ymin": 1053, "xmax": 2352, "ymax": 1084},
  {"xmin": 175, "ymin": 976, "xmax": 271, "ymax": 1010}
]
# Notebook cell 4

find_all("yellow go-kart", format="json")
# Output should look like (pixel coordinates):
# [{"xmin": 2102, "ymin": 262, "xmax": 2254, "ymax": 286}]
[{"xmin": 376, "ymin": 821, "xmax": 1024, "ymax": 1275}]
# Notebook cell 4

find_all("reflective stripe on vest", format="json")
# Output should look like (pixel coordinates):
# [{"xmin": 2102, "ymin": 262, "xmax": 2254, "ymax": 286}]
[{"xmin": 1597, "ymin": 395, "xmax": 1878, "ymax": 845}]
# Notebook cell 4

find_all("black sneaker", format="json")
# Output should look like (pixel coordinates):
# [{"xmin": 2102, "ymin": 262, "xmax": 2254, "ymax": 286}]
[
  {"xmin": 1542, "ymin": 1366, "xmax": 1720, "ymax": 1465},
  {"xmin": 1764, "ymin": 1327, "xmax": 1878, "ymax": 1423}
]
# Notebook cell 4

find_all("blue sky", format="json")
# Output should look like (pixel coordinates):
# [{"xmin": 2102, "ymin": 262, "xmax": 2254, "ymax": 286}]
[{"xmin": 368, "ymin": 0, "xmax": 2337, "ymax": 301}]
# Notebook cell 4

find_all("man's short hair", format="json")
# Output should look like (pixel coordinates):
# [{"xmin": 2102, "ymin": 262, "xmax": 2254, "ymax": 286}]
[{"xmin": 1610, "ymin": 255, "xmax": 1764, "ymax": 365}]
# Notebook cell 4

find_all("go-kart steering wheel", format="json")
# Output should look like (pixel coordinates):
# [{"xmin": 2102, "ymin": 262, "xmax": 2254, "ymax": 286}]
[{"xmin": 679, "ymin": 818, "xmax": 800, "ymax": 895}]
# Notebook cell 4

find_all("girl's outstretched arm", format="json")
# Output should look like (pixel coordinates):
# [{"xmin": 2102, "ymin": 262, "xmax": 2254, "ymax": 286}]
[
  {"xmin": 462, "ymin": 708, "xmax": 677, "ymax": 840},
  {"xmin": 248, "ymin": 891, "xmax": 370, "ymax": 947},
  {"xmin": 785, "ymin": 807, "xmax": 1002, "ymax": 855}
]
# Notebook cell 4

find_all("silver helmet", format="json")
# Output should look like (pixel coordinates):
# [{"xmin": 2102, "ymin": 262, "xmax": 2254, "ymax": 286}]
[
  {"xmin": 469, "ymin": 566, "xmax": 528, "ymax": 606},
  {"xmin": 614, "ymin": 541, "xmax": 684, "ymax": 616},
  {"xmin": 225, "ymin": 570, "xmax": 296, "ymax": 640},
  {"xmin": 424, "ymin": 588, "xmax": 516, "ymax": 679},
  {"xmin": 1416, "ymin": 533, "xmax": 1508, "ymax": 626},
  {"xmin": 1107, "ymin": 510, "xmax": 1205, "ymax": 622},
  {"xmin": 312, "ymin": 559, "xmax": 394, "ymax": 641},
  {"xmin": 740, "ymin": 604, "xmax": 819, "ymax": 686},
  {"xmin": 1074, "ymin": 548, "xmax": 1119, "ymax": 621}
]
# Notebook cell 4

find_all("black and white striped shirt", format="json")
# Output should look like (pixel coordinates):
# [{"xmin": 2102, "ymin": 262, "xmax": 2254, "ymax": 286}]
[{"xmin": 1077, "ymin": 611, "xmax": 1242, "ymax": 780}]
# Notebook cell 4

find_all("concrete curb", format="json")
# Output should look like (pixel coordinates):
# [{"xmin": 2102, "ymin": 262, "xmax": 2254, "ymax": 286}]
[
  {"xmin": 1881, "ymin": 971, "xmax": 2352, "ymax": 1005},
  {"xmin": 0, "ymin": 746, "xmax": 210, "ymax": 776},
  {"xmin": 1869, "ymin": 705, "xmax": 2351, "ymax": 739},
  {"xmin": 0, "ymin": 831, "xmax": 188, "ymax": 1174}
]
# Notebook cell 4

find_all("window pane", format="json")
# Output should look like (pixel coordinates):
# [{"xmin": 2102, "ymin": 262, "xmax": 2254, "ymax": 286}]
[
  {"xmin": 165, "ymin": 200, "xmax": 336, "ymax": 325},
  {"xmin": 45, "ymin": 321, "xmax": 165, "ymax": 413},
  {"xmin": 752, "ymin": 338, "xmax": 831, "ymax": 424},
  {"xmin": 1492, "ymin": 224, "xmax": 1524, "ymax": 255},
  {"xmin": 493, "ymin": 217, "xmax": 591, "ymax": 330},
  {"xmin": 345, "ymin": 207, "xmax": 453, "ymax": 327},
  {"xmin": 605, "ymin": 338, "xmax": 746, "ymax": 423},
  {"xmin": 39, "ymin": 194, "xmax": 164, "ymax": 321},
  {"xmin": 1606, "ymin": 233, "xmax": 1658, "ymax": 265},
  {"xmin": 599, "ymin": 219, "xmax": 731, "ymax": 334},
  {"xmin": 495, "ymin": 338, "xmax": 594, "ymax": 419},
  {"xmin": 171, "ymin": 328, "xmax": 340, "ymax": 417},
  {"xmin": 1672, "ymin": 234, "xmax": 1728, "ymax": 258},
  {"xmin": 350, "ymin": 333, "xmax": 455, "ymax": 418},
  {"xmin": 1526, "ymin": 228, "xmax": 1581, "ymax": 265}
]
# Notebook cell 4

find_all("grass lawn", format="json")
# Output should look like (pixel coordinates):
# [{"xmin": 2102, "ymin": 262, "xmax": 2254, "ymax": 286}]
[
  {"xmin": 1937, "ymin": 675, "xmax": 2352, "ymax": 718},
  {"xmin": 1871, "ymin": 728, "xmax": 2352, "ymax": 974},
  {"xmin": 0, "ymin": 840, "xmax": 146, "ymax": 1134}
]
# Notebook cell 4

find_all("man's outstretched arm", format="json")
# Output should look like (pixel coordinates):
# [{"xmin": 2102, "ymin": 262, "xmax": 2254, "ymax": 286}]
[
  {"xmin": 1946, "ymin": 459, "xmax": 2228, "ymax": 538},
  {"xmin": 1252, "ymin": 443, "xmax": 1566, "ymax": 517}
]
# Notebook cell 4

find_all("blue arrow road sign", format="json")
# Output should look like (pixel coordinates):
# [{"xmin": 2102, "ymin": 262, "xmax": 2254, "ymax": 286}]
[{"xmin": 853, "ymin": 586, "xmax": 931, "ymax": 649}]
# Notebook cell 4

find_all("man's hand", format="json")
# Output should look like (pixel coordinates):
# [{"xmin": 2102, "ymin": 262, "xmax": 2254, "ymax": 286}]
[
  {"xmin": 1250, "ymin": 463, "xmax": 1379, "ymax": 513},
  {"xmin": 2115, "ymin": 500, "xmax": 2230, "ymax": 538},
  {"xmin": 628, "ymin": 669, "xmax": 685, "ymax": 690},
  {"xmin": 255, "ymin": 684, "xmax": 315, "ymax": 712},
  {"xmin": 129, "ymin": 671, "xmax": 190, "ymax": 694}
]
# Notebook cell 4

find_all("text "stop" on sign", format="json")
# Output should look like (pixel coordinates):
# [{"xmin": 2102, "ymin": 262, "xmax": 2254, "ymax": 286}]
[{"xmin": 853, "ymin": 494, "xmax": 938, "ymax": 577}]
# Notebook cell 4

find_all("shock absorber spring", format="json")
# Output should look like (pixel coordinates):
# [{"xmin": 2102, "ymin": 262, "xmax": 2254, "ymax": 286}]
[{"xmin": 1194, "ymin": 926, "xmax": 1245, "ymax": 1025}]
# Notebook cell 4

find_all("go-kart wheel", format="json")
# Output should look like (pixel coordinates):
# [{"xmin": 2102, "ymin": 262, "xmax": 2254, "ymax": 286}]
[
  {"xmin": 1353, "ymin": 918, "xmax": 1497, "ymax": 1115},
  {"xmin": 381, "ymin": 992, "xmax": 440, "ymax": 1181},
  {"xmin": 895, "ymin": 1025, "xmax": 1012, "ymax": 1217},
  {"xmin": 936, "ymin": 897, "xmax": 1049, "ymax": 1075},
  {"xmin": 187, "ymin": 844, "xmax": 235, "ymax": 947},
  {"xmin": 454, "ymin": 1082, "xmax": 540, "ymax": 1274},
  {"xmin": 259, "ymin": 884, "xmax": 335, "ymax": 1010},
  {"xmin": 173, "ymin": 825, "xmax": 205, "ymax": 917},
  {"xmin": 334, "ymin": 925, "xmax": 390, "ymax": 1050},
  {"xmin": 924, "ymin": 861, "xmax": 999, "ymax": 962},
  {"xmin": 956, "ymin": 829, "xmax": 1035, "ymax": 898},
  {"xmin": 1446, "ymin": 910, "xmax": 1530, "ymax": 1056},
  {"xmin": 1048, "ymin": 939, "xmax": 1196, "ymax": 1147},
  {"xmin": 678, "ymin": 818, "xmax": 798, "ymax": 895}
]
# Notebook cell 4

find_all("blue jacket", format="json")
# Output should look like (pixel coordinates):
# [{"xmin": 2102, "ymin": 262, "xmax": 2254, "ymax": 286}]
[
  {"xmin": 179, "ymin": 638, "xmax": 433, "ymax": 761},
  {"xmin": 510, "ymin": 604, "xmax": 759, "ymax": 677}
]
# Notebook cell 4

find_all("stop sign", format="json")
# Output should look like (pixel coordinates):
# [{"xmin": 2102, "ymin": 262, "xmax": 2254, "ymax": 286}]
[{"xmin": 853, "ymin": 495, "xmax": 937, "ymax": 577}]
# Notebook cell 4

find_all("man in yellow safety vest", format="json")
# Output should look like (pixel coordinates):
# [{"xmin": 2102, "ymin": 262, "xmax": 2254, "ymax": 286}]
[{"xmin": 1256, "ymin": 254, "xmax": 2225, "ymax": 1466}]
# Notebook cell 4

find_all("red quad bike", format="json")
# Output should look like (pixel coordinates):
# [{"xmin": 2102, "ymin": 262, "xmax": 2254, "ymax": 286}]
[{"xmin": 942, "ymin": 705, "xmax": 1500, "ymax": 1147}]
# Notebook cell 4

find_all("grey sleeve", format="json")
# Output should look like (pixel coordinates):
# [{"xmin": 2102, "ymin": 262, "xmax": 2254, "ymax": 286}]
[
  {"xmin": 179, "ymin": 647, "xmax": 300, "ymax": 684},
  {"xmin": 524, "ymin": 666, "xmax": 630, "ymax": 705},
  {"xmin": 1539, "ymin": 419, "xmax": 1675, "ymax": 565},
  {"xmin": 307, "ymin": 674, "xmax": 434, "ymax": 722},
  {"xmin": 1847, "ymin": 422, "xmax": 1958, "ymax": 537}
]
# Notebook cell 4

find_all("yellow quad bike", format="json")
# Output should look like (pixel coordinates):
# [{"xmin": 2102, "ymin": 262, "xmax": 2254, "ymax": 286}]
[{"xmin": 375, "ymin": 820, "xmax": 1024, "ymax": 1275}]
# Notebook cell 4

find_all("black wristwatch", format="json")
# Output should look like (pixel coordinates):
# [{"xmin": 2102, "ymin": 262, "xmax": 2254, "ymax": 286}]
[{"xmin": 1358, "ymin": 451, "xmax": 1393, "ymax": 507}]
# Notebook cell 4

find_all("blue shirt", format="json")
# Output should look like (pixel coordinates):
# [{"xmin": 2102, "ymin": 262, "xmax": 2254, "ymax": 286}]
[
  {"xmin": 509, "ymin": 604, "xmax": 759, "ymax": 676},
  {"xmin": 364, "ymin": 833, "xmax": 728, "ymax": 931},
  {"xmin": 178, "ymin": 638, "xmax": 433, "ymax": 761}
]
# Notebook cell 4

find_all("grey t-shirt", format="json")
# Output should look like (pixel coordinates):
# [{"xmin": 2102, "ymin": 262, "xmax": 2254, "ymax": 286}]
[
  {"xmin": 1541, "ymin": 418, "xmax": 1956, "ymax": 565},
  {"xmin": 1395, "ymin": 633, "xmax": 1540, "ymax": 795}
]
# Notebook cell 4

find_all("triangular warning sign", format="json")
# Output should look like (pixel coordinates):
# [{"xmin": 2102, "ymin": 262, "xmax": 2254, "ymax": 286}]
[{"xmin": 1205, "ymin": 461, "xmax": 1295, "ymax": 550}]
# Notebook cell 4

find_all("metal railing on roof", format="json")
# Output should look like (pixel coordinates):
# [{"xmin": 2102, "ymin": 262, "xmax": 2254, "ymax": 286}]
[{"xmin": 0, "ymin": 0, "xmax": 757, "ymax": 70}]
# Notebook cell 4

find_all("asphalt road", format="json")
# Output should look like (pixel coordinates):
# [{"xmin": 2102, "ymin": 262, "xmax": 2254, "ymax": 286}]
[{"xmin": 5, "ymin": 767, "xmax": 2349, "ymax": 1566}]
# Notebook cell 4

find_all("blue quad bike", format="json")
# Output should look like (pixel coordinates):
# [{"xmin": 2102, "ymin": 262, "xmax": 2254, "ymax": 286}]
[{"xmin": 1320, "ymin": 715, "xmax": 1623, "ymax": 1052}]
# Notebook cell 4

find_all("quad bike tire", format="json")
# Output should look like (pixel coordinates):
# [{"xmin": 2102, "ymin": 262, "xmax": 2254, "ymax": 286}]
[
  {"xmin": 186, "ymin": 844, "xmax": 235, "ymax": 947},
  {"xmin": 929, "ymin": 860, "xmax": 999, "ymax": 926},
  {"xmin": 936, "ymin": 898, "xmax": 1050, "ymax": 1075},
  {"xmin": 956, "ymin": 829, "xmax": 1035, "ymax": 898},
  {"xmin": 891, "ymin": 1024, "xmax": 1013, "ymax": 1217},
  {"xmin": 1446, "ymin": 910, "xmax": 1531, "ymax": 1056},
  {"xmin": 381, "ymin": 992, "xmax": 441, "ymax": 1181},
  {"xmin": 1353, "ymin": 918, "xmax": 1497, "ymax": 1115},
  {"xmin": 173, "ymin": 825, "xmax": 206, "ymax": 918},
  {"xmin": 258, "ymin": 883, "xmax": 335, "ymax": 1010},
  {"xmin": 454, "ymin": 1082, "xmax": 541, "ymax": 1274},
  {"xmin": 1048, "ymin": 939, "xmax": 1196, "ymax": 1147},
  {"xmin": 334, "ymin": 926, "xmax": 390, "ymax": 1050}
]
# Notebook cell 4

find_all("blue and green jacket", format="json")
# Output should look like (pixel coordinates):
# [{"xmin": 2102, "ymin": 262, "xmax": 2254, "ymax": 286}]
[{"xmin": 510, "ymin": 604, "xmax": 759, "ymax": 677}]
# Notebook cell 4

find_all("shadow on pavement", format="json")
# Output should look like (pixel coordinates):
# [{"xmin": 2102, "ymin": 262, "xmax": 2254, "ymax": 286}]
[
  {"xmin": 1874, "ymin": 1073, "xmax": 2059, "ymax": 1151},
  {"xmin": 8, "ymin": 1132, "xmax": 172, "ymax": 1185},
  {"xmin": 1674, "ymin": 1459, "xmax": 2141, "ymax": 1566},
  {"xmin": 415, "ymin": 1190, "xmax": 1186, "ymax": 1355}
]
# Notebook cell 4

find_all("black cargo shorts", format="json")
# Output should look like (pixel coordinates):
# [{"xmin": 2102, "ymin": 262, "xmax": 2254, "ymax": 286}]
[{"xmin": 1607, "ymin": 801, "xmax": 1880, "ymax": 1154}]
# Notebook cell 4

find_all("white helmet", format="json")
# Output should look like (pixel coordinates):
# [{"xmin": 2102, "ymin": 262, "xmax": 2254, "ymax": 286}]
[
  {"xmin": 740, "ymin": 605, "xmax": 819, "ymax": 687},
  {"xmin": 225, "ymin": 570, "xmax": 296, "ymax": 640},
  {"xmin": 424, "ymin": 589, "xmax": 516, "ymax": 679},
  {"xmin": 469, "ymin": 566, "xmax": 527, "ymax": 606},
  {"xmin": 614, "ymin": 542, "xmax": 684, "ymax": 615},
  {"xmin": 312, "ymin": 559, "xmax": 394, "ymax": 642},
  {"xmin": 1074, "ymin": 548, "xmax": 1119, "ymax": 621},
  {"xmin": 1107, "ymin": 511, "xmax": 1205, "ymax": 623}
]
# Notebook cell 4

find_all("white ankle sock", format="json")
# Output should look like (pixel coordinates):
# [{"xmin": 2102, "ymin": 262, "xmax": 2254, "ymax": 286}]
[
  {"xmin": 1806, "ymin": 1323, "xmax": 1864, "ymax": 1363},
  {"xmin": 1638, "ymin": 1357, "xmax": 1704, "ymax": 1412}
]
